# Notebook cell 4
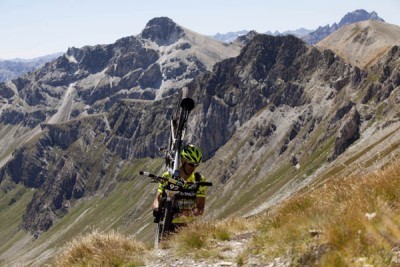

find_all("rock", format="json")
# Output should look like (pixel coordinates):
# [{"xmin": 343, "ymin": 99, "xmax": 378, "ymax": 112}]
[
  {"xmin": 140, "ymin": 17, "xmax": 184, "ymax": 46},
  {"xmin": 138, "ymin": 64, "xmax": 162, "ymax": 89},
  {"xmin": 0, "ymin": 83, "xmax": 15, "ymax": 98},
  {"xmin": 331, "ymin": 107, "xmax": 361, "ymax": 159}
]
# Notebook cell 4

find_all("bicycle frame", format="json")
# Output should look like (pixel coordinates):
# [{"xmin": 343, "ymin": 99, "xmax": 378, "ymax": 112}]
[{"xmin": 167, "ymin": 89, "xmax": 195, "ymax": 178}]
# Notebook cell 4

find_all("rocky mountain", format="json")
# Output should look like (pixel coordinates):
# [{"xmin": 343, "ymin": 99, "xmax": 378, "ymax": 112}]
[
  {"xmin": 277, "ymin": 27, "xmax": 313, "ymax": 37},
  {"xmin": 212, "ymin": 30, "xmax": 249, "ymax": 43},
  {"xmin": 212, "ymin": 28, "xmax": 312, "ymax": 43},
  {"xmin": 0, "ymin": 16, "xmax": 241, "ymax": 167},
  {"xmin": 190, "ymin": 32, "xmax": 400, "ymax": 217},
  {"xmin": 0, "ymin": 16, "xmax": 241, "ymax": 244},
  {"xmin": 303, "ymin": 9, "xmax": 385, "ymax": 44},
  {"xmin": 1, "ymin": 15, "xmax": 400, "ymax": 266},
  {"xmin": 212, "ymin": 9, "xmax": 382, "ymax": 45},
  {"xmin": 0, "ymin": 53, "xmax": 63, "ymax": 82}
]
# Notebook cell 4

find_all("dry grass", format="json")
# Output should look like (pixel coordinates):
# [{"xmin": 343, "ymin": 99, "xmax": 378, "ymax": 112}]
[
  {"xmin": 52, "ymin": 229, "xmax": 147, "ymax": 267},
  {"xmin": 246, "ymin": 160, "xmax": 400, "ymax": 266}
]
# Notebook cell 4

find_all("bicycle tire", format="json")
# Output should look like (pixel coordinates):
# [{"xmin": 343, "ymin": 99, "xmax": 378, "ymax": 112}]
[
  {"xmin": 154, "ymin": 223, "xmax": 162, "ymax": 248},
  {"xmin": 163, "ymin": 199, "xmax": 174, "ymax": 235},
  {"xmin": 154, "ymin": 198, "xmax": 174, "ymax": 247}
]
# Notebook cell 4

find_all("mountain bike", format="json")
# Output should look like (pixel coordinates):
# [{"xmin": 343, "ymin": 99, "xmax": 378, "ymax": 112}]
[{"xmin": 140, "ymin": 88, "xmax": 212, "ymax": 247}]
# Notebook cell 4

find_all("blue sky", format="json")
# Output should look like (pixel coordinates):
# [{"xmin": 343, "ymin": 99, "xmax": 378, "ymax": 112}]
[{"xmin": 1, "ymin": 0, "xmax": 399, "ymax": 59}]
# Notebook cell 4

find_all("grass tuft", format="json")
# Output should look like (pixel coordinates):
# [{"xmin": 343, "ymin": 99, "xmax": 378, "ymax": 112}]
[{"xmin": 52, "ymin": 229, "xmax": 147, "ymax": 267}]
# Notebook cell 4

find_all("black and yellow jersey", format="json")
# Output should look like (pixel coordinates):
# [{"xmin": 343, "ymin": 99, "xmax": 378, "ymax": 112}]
[
  {"xmin": 157, "ymin": 171, "xmax": 207, "ymax": 224},
  {"xmin": 157, "ymin": 171, "xmax": 207, "ymax": 197}
]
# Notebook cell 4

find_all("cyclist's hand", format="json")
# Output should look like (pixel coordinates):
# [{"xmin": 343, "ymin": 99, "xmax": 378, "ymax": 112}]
[
  {"xmin": 153, "ymin": 208, "xmax": 160, "ymax": 218},
  {"xmin": 153, "ymin": 208, "xmax": 161, "ymax": 223}
]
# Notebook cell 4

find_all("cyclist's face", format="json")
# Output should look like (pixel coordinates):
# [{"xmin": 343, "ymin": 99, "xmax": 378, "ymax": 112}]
[{"xmin": 182, "ymin": 160, "xmax": 198, "ymax": 173}]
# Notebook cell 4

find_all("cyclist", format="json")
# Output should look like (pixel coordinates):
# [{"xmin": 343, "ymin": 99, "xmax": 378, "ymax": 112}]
[{"xmin": 152, "ymin": 144, "xmax": 207, "ymax": 230}]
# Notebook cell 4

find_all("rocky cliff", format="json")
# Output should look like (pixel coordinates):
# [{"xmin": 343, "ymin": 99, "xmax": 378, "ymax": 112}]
[{"xmin": 187, "ymin": 33, "xmax": 400, "ymax": 217}]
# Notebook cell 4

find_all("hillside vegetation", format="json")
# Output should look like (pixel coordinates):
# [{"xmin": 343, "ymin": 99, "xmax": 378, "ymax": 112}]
[{"xmin": 50, "ymin": 158, "xmax": 400, "ymax": 266}]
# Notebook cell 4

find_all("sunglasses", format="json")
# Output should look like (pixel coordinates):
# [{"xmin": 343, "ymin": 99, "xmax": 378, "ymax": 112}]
[{"xmin": 186, "ymin": 162, "xmax": 199, "ymax": 167}]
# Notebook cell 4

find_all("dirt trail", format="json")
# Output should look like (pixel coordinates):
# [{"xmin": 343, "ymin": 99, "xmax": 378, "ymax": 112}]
[{"xmin": 145, "ymin": 232, "xmax": 290, "ymax": 267}]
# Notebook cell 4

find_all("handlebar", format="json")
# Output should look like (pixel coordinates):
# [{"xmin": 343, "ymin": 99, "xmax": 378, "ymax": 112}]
[{"xmin": 139, "ymin": 171, "xmax": 213, "ymax": 187}]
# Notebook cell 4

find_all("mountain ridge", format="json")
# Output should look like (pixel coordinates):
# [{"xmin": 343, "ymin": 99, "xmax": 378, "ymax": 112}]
[
  {"xmin": 0, "ymin": 53, "xmax": 63, "ymax": 83},
  {"xmin": 213, "ymin": 9, "xmax": 385, "ymax": 45},
  {"xmin": 0, "ymin": 9, "xmax": 386, "ymax": 83}
]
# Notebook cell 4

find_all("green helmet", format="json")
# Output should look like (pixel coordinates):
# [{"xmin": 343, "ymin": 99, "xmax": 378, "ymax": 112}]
[{"xmin": 181, "ymin": 144, "xmax": 202, "ymax": 164}]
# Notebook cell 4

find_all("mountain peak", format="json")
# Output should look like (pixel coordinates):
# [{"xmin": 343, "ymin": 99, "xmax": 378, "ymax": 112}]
[
  {"xmin": 140, "ymin": 17, "xmax": 184, "ymax": 46},
  {"xmin": 338, "ymin": 9, "xmax": 384, "ymax": 28}
]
